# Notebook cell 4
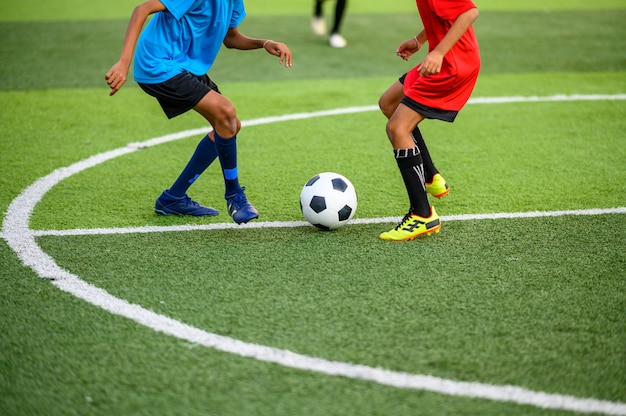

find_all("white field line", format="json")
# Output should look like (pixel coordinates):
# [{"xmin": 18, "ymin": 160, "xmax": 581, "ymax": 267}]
[
  {"xmin": 51, "ymin": 273, "xmax": 626, "ymax": 416},
  {"xmin": 3, "ymin": 94, "xmax": 626, "ymax": 415},
  {"xmin": 25, "ymin": 207, "xmax": 626, "ymax": 237}
]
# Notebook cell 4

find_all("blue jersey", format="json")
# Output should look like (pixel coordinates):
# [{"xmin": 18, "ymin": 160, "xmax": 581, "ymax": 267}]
[{"xmin": 134, "ymin": 0, "xmax": 246, "ymax": 84}]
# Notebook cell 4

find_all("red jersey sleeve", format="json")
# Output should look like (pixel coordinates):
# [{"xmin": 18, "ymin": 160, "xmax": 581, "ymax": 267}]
[{"xmin": 430, "ymin": 0, "xmax": 477, "ymax": 21}]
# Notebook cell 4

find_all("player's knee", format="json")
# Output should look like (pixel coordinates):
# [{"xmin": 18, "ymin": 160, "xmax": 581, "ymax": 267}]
[
  {"xmin": 385, "ymin": 119, "xmax": 400, "ymax": 140},
  {"xmin": 214, "ymin": 103, "xmax": 239, "ymax": 137},
  {"xmin": 217, "ymin": 101, "xmax": 237, "ymax": 122},
  {"xmin": 378, "ymin": 95, "xmax": 393, "ymax": 119}
]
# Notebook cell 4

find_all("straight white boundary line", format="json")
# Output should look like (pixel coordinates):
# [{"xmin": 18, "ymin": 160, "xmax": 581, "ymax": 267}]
[
  {"xmin": 25, "ymin": 207, "xmax": 626, "ymax": 237},
  {"xmin": 3, "ymin": 94, "xmax": 626, "ymax": 415}
]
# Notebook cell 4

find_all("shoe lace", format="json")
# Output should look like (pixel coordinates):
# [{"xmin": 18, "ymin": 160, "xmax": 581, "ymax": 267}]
[
  {"xmin": 394, "ymin": 212, "xmax": 415, "ymax": 230},
  {"xmin": 227, "ymin": 188, "xmax": 248, "ymax": 208},
  {"xmin": 181, "ymin": 195, "xmax": 200, "ymax": 207}
]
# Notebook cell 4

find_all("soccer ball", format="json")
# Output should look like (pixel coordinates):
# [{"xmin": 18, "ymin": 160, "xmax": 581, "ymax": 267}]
[{"xmin": 300, "ymin": 172, "xmax": 358, "ymax": 230}]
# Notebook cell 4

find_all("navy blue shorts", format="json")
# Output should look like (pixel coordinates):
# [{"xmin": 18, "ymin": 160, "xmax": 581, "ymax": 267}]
[
  {"xmin": 398, "ymin": 73, "xmax": 458, "ymax": 123},
  {"xmin": 138, "ymin": 72, "xmax": 221, "ymax": 119}
]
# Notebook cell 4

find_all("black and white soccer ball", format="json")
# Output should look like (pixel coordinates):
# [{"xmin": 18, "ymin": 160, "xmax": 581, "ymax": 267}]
[{"xmin": 300, "ymin": 172, "xmax": 358, "ymax": 230}]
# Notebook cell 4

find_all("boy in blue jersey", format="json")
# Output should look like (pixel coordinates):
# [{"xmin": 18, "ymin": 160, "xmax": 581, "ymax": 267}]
[{"xmin": 105, "ymin": 0, "xmax": 292, "ymax": 224}]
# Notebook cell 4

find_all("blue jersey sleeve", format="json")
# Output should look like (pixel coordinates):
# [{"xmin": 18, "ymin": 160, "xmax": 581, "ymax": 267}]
[
  {"xmin": 161, "ymin": 0, "xmax": 198, "ymax": 20},
  {"xmin": 230, "ymin": 0, "xmax": 246, "ymax": 28}
]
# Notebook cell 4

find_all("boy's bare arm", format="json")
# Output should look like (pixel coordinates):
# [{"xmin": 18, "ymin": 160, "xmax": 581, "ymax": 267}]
[
  {"xmin": 396, "ymin": 29, "xmax": 427, "ymax": 61},
  {"xmin": 223, "ymin": 28, "xmax": 292, "ymax": 68},
  {"xmin": 420, "ymin": 7, "xmax": 479, "ymax": 76},
  {"xmin": 105, "ymin": 0, "xmax": 166, "ymax": 96}
]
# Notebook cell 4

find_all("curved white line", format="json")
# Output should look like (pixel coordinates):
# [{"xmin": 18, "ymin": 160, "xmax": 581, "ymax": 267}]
[{"xmin": 3, "ymin": 96, "xmax": 626, "ymax": 415}]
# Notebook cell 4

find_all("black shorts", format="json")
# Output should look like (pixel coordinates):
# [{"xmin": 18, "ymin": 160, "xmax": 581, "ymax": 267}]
[
  {"xmin": 138, "ymin": 72, "xmax": 221, "ymax": 119},
  {"xmin": 398, "ymin": 73, "xmax": 458, "ymax": 123}
]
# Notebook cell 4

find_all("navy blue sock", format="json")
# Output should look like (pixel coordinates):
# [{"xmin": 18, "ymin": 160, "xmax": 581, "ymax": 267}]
[
  {"xmin": 214, "ymin": 131, "xmax": 242, "ymax": 197},
  {"xmin": 168, "ymin": 134, "xmax": 218, "ymax": 198}
]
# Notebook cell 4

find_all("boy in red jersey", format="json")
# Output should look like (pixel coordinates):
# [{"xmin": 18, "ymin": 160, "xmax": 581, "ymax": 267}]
[{"xmin": 378, "ymin": 0, "xmax": 480, "ymax": 241}]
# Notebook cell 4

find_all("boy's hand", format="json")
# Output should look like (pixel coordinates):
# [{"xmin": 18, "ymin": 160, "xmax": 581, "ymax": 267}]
[
  {"xmin": 264, "ymin": 41, "xmax": 293, "ymax": 68},
  {"xmin": 105, "ymin": 62, "xmax": 129, "ymax": 96},
  {"xmin": 396, "ymin": 38, "xmax": 419, "ymax": 61},
  {"xmin": 419, "ymin": 51, "xmax": 444, "ymax": 76}
]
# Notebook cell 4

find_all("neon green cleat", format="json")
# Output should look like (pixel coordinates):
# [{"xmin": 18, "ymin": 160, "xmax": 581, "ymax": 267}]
[
  {"xmin": 379, "ymin": 207, "xmax": 441, "ymax": 241},
  {"xmin": 425, "ymin": 173, "xmax": 450, "ymax": 198}
]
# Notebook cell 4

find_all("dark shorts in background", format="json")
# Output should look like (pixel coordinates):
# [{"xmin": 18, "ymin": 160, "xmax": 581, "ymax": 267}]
[
  {"xmin": 138, "ymin": 72, "xmax": 221, "ymax": 119},
  {"xmin": 398, "ymin": 73, "xmax": 458, "ymax": 123}
]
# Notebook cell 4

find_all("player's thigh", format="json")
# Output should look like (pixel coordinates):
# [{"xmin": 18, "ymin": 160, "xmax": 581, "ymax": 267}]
[
  {"xmin": 386, "ymin": 103, "xmax": 424, "ymax": 147},
  {"xmin": 194, "ymin": 91, "xmax": 239, "ymax": 135},
  {"xmin": 193, "ymin": 90, "xmax": 236, "ymax": 120},
  {"xmin": 379, "ymin": 80, "xmax": 404, "ymax": 119}
]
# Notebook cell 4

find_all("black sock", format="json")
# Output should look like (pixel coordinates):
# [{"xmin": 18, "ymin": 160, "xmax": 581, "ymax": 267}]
[
  {"xmin": 314, "ymin": 0, "xmax": 323, "ymax": 18},
  {"xmin": 331, "ymin": 0, "xmax": 347, "ymax": 34},
  {"xmin": 395, "ymin": 147, "xmax": 430, "ymax": 218},
  {"xmin": 411, "ymin": 126, "xmax": 438, "ymax": 183}
]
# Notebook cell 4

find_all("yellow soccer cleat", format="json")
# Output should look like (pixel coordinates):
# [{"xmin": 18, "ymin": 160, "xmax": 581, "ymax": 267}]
[
  {"xmin": 379, "ymin": 207, "xmax": 441, "ymax": 241},
  {"xmin": 425, "ymin": 173, "xmax": 450, "ymax": 198}
]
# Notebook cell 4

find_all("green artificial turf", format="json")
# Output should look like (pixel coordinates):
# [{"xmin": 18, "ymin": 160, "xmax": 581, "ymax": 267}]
[{"xmin": 1, "ymin": 2, "xmax": 625, "ymax": 416}]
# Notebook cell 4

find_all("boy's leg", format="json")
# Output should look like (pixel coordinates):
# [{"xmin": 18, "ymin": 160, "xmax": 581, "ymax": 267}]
[
  {"xmin": 314, "ymin": 0, "xmax": 323, "ymax": 17},
  {"xmin": 380, "ymin": 105, "xmax": 441, "ymax": 241},
  {"xmin": 378, "ymin": 79, "xmax": 404, "ymax": 119},
  {"xmin": 213, "ymin": 131, "xmax": 242, "ymax": 198},
  {"xmin": 380, "ymin": 80, "xmax": 438, "ymax": 180},
  {"xmin": 331, "ymin": 0, "xmax": 347, "ymax": 34},
  {"xmin": 168, "ymin": 134, "xmax": 218, "ymax": 197},
  {"xmin": 154, "ymin": 134, "xmax": 220, "ymax": 217},
  {"xmin": 410, "ymin": 127, "xmax": 436, "ymax": 181},
  {"xmin": 328, "ymin": 0, "xmax": 347, "ymax": 48},
  {"xmin": 194, "ymin": 91, "xmax": 258, "ymax": 224},
  {"xmin": 379, "ymin": 145, "xmax": 440, "ymax": 241},
  {"xmin": 312, "ymin": 0, "xmax": 326, "ymax": 36},
  {"xmin": 379, "ymin": 81, "xmax": 449, "ymax": 198},
  {"xmin": 386, "ymin": 103, "xmax": 431, "ymax": 217},
  {"xmin": 394, "ymin": 146, "xmax": 430, "ymax": 218},
  {"xmin": 411, "ymin": 127, "xmax": 449, "ymax": 198},
  {"xmin": 215, "ymin": 134, "xmax": 258, "ymax": 224},
  {"xmin": 145, "ymin": 74, "xmax": 225, "ymax": 217}
]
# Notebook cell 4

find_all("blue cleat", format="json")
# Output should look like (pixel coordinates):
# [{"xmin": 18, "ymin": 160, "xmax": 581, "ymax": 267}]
[
  {"xmin": 226, "ymin": 187, "xmax": 259, "ymax": 224},
  {"xmin": 154, "ymin": 190, "xmax": 219, "ymax": 216}
]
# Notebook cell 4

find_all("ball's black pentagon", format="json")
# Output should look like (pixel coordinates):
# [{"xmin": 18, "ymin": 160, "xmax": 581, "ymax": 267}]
[
  {"xmin": 309, "ymin": 195, "xmax": 327, "ymax": 213},
  {"xmin": 338, "ymin": 205, "xmax": 353, "ymax": 221},
  {"xmin": 305, "ymin": 175, "xmax": 321, "ymax": 187},
  {"xmin": 331, "ymin": 178, "xmax": 348, "ymax": 192}
]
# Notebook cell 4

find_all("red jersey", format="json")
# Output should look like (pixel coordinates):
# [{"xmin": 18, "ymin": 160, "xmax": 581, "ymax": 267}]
[{"xmin": 404, "ymin": 0, "xmax": 481, "ymax": 112}]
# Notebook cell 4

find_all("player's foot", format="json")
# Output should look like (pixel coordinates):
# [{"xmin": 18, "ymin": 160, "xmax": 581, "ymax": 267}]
[
  {"xmin": 425, "ymin": 173, "xmax": 450, "ymax": 198},
  {"xmin": 311, "ymin": 17, "xmax": 326, "ymax": 36},
  {"xmin": 226, "ymin": 187, "xmax": 259, "ymax": 224},
  {"xmin": 329, "ymin": 33, "xmax": 347, "ymax": 48},
  {"xmin": 155, "ymin": 190, "xmax": 219, "ymax": 216},
  {"xmin": 379, "ymin": 207, "xmax": 441, "ymax": 241}
]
